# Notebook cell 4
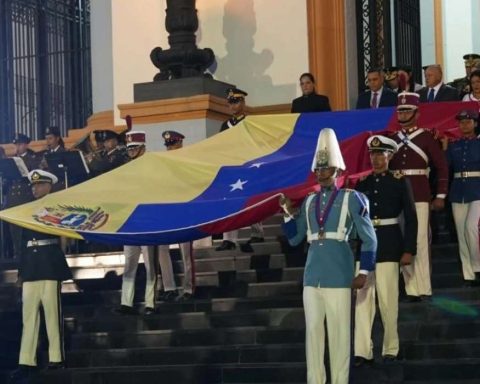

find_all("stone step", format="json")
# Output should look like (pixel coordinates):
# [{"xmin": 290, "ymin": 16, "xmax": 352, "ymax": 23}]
[
  {"xmin": 65, "ymin": 343, "xmax": 307, "ymax": 368},
  {"xmin": 404, "ymin": 338, "xmax": 480, "ymax": 359}
]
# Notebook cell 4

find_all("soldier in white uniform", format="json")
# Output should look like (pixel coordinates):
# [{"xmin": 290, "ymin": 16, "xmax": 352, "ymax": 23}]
[
  {"xmin": 117, "ymin": 131, "xmax": 157, "ymax": 315},
  {"xmin": 157, "ymin": 131, "xmax": 196, "ymax": 301}
]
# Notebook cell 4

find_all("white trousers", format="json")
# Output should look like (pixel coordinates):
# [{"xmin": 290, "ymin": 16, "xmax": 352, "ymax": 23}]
[
  {"xmin": 452, "ymin": 201, "xmax": 480, "ymax": 280},
  {"xmin": 404, "ymin": 202, "xmax": 431, "ymax": 296},
  {"xmin": 121, "ymin": 245, "xmax": 156, "ymax": 308},
  {"xmin": 303, "ymin": 286, "xmax": 351, "ymax": 384},
  {"xmin": 222, "ymin": 223, "xmax": 264, "ymax": 243},
  {"xmin": 20, "ymin": 280, "xmax": 64, "ymax": 366},
  {"xmin": 354, "ymin": 262, "xmax": 399, "ymax": 359},
  {"xmin": 157, "ymin": 242, "xmax": 195, "ymax": 294}
]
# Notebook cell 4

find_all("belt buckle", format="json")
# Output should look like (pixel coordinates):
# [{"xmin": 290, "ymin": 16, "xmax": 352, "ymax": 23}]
[
  {"xmin": 31, "ymin": 239, "xmax": 38, "ymax": 246},
  {"xmin": 461, "ymin": 171, "xmax": 468, "ymax": 178},
  {"xmin": 373, "ymin": 218, "xmax": 381, "ymax": 226}
]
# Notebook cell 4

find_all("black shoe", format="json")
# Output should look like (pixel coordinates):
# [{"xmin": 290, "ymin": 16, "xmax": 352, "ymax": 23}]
[
  {"xmin": 10, "ymin": 365, "xmax": 37, "ymax": 381},
  {"xmin": 464, "ymin": 279, "xmax": 480, "ymax": 287},
  {"xmin": 354, "ymin": 356, "xmax": 373, "ymax": 367},
  {"xmin": 215, "ymin": 240, "xmax": 236, "ymax": 251},
  {"xmin": 248, "ymin": 236, "xmax": 265, "ymax": 244},
  {"xmin": 162, "ymin": 290, "xmax": 178, "ymax": 302},
  {"xmin": 383, "ymin": 354, "xmax": 398, "ymax": 363},
  {"xmin": 402, "ymin": 295, "xmax": 421, "ymax": 303},
  {"xmin": 47, "ymin": 361, "xmax": 65, "ymax": 370},
  {"xmin": 144, "ymin": 307, "xmax": 155, "ymax": 315},
  {"xmin": 115, "ymin": 305, "xmax": 138, "ymax": 315},
  {"xmin": 176, "ymin": 292, "xmax": 193, "ymax": 302}
]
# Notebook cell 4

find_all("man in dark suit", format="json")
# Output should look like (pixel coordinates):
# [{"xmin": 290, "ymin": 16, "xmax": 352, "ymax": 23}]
[
  {"xmin": 356, "ymin": 68, "xmax": 397, "ymax": 109},
  {"xmin": 291, "ymin": 73, "xmax": 331, "ymax": 113},
  {"xmin": 419, "ymin": 65, "xmax": 460, "ymax": 102}
]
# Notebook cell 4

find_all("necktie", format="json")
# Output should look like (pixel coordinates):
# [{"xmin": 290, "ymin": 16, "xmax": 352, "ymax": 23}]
[
  {"xmin": 427, "ymin": 88, "xmax": 435, "ymax": 102},
  {"xmin": 371, "ymin": 92, "xmax": 378, "ymax": 108}
]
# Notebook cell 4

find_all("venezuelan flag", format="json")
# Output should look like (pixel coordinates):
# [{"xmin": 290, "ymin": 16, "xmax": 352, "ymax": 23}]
[{"xmin": 0, "ymin": 102, "xmax": 470, "ymax": 245}]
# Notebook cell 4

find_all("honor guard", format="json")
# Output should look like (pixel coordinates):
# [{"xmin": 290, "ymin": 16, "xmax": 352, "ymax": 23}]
[
  {"xmin": 354, "ymin": 135, "xmax": 418, "ymax": 366},
  {"xmin": 10, "ymin": 170, "xmax": 72, "ymax": 382},
  {"xmin": 88, "ymin": 130, "xmax": 129, "ymax": 175},
  {"xmin": 217, "ymin": 87, "xmax": 265, "ymax": 251},
  {"xmin": 156, "ymin": 131, "xmax": 196, "ymax": 302},
  {"xmin": 384, "ymin": 66, "xmax": 399, "ymax": 93},
  {"xmin": 117, "ymin": 131, "xmax": 157, "ymax": 315},
  {"xmin": 446, "ymin": 110, "xmax": 480, "ymax": 286},
  {"xmin": 5, "ymin": 134, "xmax": 41, "ymax": 258},
  {"xmin": 280, "ymin": 128, "xmax": 377, "ymax": 384},
  {"xmin": 448, "ymin": 54, "xmax": 480, "ymax": 98},
  {"xmin": 220, "ymin": 87, "xmax": 248, "ymax": 132},
  {"xmin": 389, "ymin": 92, "xmax": 449, "ymax": 301}
]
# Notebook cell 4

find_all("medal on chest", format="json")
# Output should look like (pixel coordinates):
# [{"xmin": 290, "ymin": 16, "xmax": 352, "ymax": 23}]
[{"xmin": 315, "ymin": 187, "xmax": 339, "ymax": 239}]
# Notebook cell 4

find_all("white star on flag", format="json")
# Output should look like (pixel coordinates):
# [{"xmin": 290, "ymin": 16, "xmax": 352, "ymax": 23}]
[
  {"xmin": 249, "ymin": 162, "xmax": 265, "ymax": 169},
  {"xmin": 230, "ymin": 179, "xmax": 248, "ymax": 192}
]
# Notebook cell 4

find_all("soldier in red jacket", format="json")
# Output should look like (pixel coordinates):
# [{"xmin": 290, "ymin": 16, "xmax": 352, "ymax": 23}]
[{"xmin": 389, "ymin": 92, "xmax": 449, "ymax": 301}]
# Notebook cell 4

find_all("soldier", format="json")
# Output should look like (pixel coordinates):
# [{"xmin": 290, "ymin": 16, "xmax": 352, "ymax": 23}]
[
  {"xmin": 41, "ymin": 126, "xmax": 67, "ymax": 191},
  {"xmin": 118, "ymin": 131, "xmax": 153, "ymax": 312},
  {"xmin": 354, "ymin": 135, "xmax": 417, "ymax": 366},
  {"xmin": 384, "ymin": 66, "xmax": 399, "ymax": 93},
  {"xmin": 10, "ymin": 170, "xmax": 72, "ymax": 382},
  {"xmin": 389, "ymin": 92, "xmax": 449, "ymax": 302},
  {"xmin": 449, "ymin": 53, "xmax": 480, "ymax": 98},
  {"xmin": 280, "ymin": 128, "xmax": 377, "ymax": 384},
  {"xmin": 5, "ymin": 134, "xmax": 40, "ymax": 258},
  {"xmin": 156, "ymin": 130, "xmax": 196, "ymax": 301},
  {"xmin": 216, "ymin": 88, "xmax": 265, "ymax": 251},
  {"xmin": 445, "ymin": 110, "xmax": 480, "ymax": 286},
  {"xmin": 44, "ymin": 126, "xmax": 65, "ymax": 153},
  {"xmin": 117, "ymin": 131, "xmax": 157, "ymax": 315},
  {"xmin": 88, "ymin": 130, "xmax": 129, "ymax": 175},
  {"xmin": 220, "ymin": 87, "xmax": 248, "ymax": 132}
]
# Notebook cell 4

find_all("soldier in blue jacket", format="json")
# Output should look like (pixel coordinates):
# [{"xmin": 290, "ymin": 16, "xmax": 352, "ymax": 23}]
[
  {"xmin": 280, "ymin": 128, "xmax": 377, "ymax": 384},
  {"xmin": 446, "ymin": 110, "xmax": 480, "ymax": 285}
]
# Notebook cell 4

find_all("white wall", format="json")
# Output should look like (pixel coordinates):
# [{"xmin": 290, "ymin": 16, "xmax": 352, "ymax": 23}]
[
  {"xmin": 420, "ymin": 0, "xmax": 436, "ymax": 77},
  {"xmin": 442, "ymin": 0, "xmax": 474, "ymax": 82},
  {"xmin": 196, "ymin": 0, "xmax": 308, "ymax": 106},
  {"xmin": 90, "ymin": 0, "xmax": 309, "ymax": 123},
  {"xmin": 90, "ymin": 0, "xmax": 114, "ymax": 113}
]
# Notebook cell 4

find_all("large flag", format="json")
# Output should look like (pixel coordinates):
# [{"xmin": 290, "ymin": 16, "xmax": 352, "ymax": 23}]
[{"xmin": 0, "ymin": 102, "xmax": 472, "ymax": 245}]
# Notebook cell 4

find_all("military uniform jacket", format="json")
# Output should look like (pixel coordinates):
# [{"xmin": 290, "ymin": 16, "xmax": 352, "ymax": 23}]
[
  {"xmin": 291, "ymin": 93, "xmax": 331, "ymax": 113},
  {"xmin": 19, "ymin": 228, "xmax": 72, "ymax": 282},
  {"xmin": 89, "ymin": 146, "xmax": 129, "ymax": 175},
  {"xmin": 356, "ymin": 171, "xmax": 417, "ymax": 262},
  {"xmin": 283, "ymin": 188, "xmax": 377, "ymax": 288},
  {"xmin": 43, "ymin": 146, "xmax": 67, "ymax": 192},
  {"xmin": 448, "ymin": 77, "xmax": 470, "ymax": 99},
  {"xmin": 220, "ymin": 115, "xmax": 245, "ymax": 132},
  {"xmin": 446, "ymin": 136, "xmax": 480, "ymax": 203},
  {"xmin": 389, "ymin": 128, "xmax": 449, "ymax": 202},
  {"xmin": 5, "ymin": 149, "xmax": 40, "ymax": 208}
]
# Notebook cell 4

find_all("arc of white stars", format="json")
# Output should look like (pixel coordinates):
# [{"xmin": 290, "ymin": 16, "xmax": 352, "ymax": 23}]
[{"xmin": 230, "ymin": 179, "xmax": 248, "ymax": 192}]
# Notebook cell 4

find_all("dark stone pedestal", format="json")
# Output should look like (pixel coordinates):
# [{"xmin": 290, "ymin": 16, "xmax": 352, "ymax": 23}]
[{"xmin": 134, "ymin": 78, "xmax": 234, "ymax": 102}]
